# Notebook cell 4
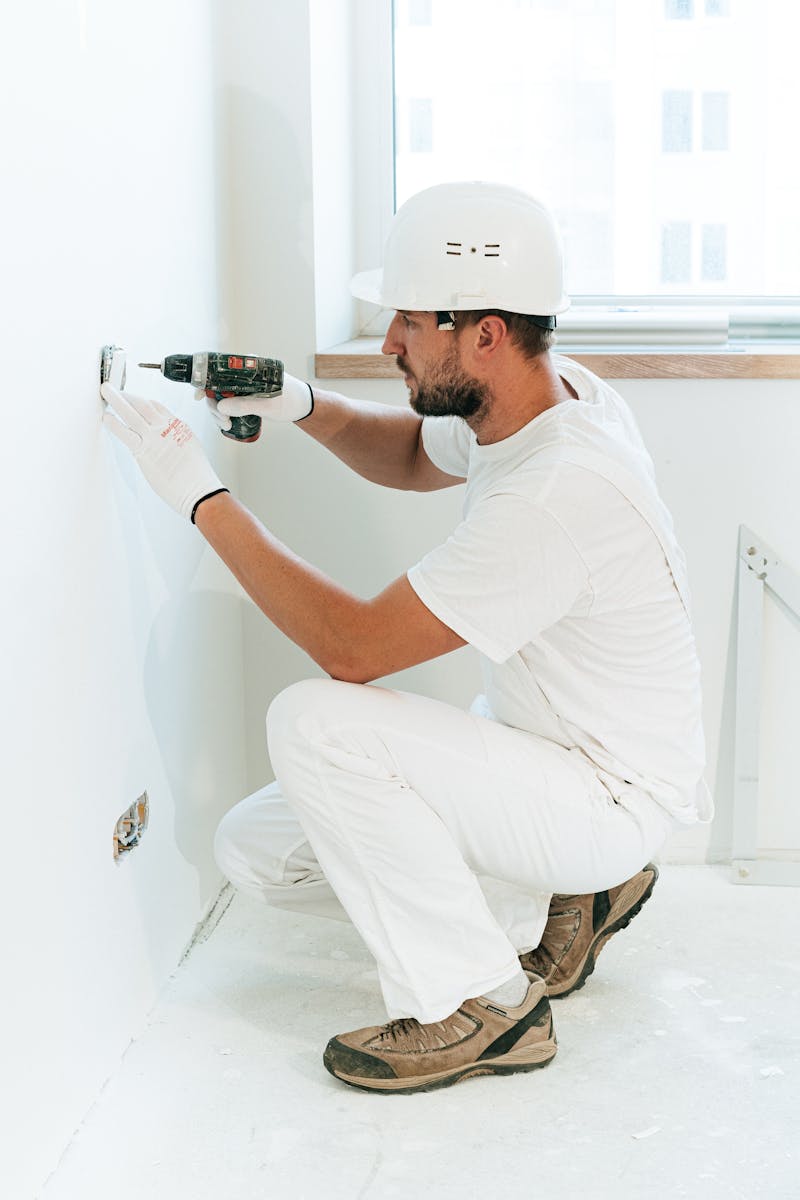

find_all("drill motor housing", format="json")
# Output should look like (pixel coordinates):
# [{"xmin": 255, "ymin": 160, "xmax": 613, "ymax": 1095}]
[{"xmin": 146, "ymin": 352, "xmax": 284, "ymax": 442}]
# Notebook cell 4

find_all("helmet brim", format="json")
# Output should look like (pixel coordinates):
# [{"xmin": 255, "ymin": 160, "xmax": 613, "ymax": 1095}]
[{"xmin": 350, "ymin": 268, "xmax": 383, "ymax": 305}]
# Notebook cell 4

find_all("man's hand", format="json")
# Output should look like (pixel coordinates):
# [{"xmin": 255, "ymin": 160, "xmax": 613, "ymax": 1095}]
[
  {"xmin": 199, "ymin": 372, "xmax": 313, "ymax": 431},
  {"xmin": 102, "ymin": 384, "xmax": 227, "ymax": 522}
]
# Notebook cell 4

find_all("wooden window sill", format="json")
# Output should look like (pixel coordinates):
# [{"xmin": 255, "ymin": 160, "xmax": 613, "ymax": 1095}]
[{"xmin": 315, "ymin": 339, "xmax": 800, "ymax": 380}]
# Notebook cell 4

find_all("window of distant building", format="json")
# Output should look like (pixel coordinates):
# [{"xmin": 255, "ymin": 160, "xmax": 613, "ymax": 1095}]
[
  {"xmin": 665, "ymin": 0, "xmax": 693, "ymax": 18},
  {"xmin": 663, "ymin": 91, "xmax": 694, "ymax": 153}
]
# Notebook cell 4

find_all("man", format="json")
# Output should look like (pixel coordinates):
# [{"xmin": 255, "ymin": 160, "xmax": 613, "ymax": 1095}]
[{"xmin": 102, "ymin": 181, "xmax": 711, "ymax": 1095}]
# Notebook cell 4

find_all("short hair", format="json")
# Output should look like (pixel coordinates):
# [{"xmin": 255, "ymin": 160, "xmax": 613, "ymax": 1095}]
[{"xmin": 454, "ymin": 309, "xmax": 555, "ymax": 359}]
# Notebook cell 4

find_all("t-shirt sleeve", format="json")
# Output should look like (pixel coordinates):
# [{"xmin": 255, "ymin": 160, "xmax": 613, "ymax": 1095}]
[
  {"xmin": 420, "ymin": 416, "xmax": 471, "ymax": 478},
  {"xmin": 407, "ymin": 493, "xmax": 590, "ymax": 663}
]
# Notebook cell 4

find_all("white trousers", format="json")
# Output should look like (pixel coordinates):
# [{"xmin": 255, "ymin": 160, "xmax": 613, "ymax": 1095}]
[{"xmin": 214, "ymin": 679, "xmax": 677, "ymax": 1024}]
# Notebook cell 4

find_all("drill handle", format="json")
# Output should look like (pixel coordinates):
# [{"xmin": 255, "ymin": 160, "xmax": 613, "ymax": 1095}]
[{"xmin": 221, "ymin": 411, "xmax": 262, "ymax": 443}]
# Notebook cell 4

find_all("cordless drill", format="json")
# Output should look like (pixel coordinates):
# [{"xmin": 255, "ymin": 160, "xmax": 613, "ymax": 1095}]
[{"xmin": 139, "ymin": 352, "xmax": 284, "ymax": 442}]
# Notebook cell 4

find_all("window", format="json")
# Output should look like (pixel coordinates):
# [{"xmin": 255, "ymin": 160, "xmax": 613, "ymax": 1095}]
[
  {"xmin": 663, "ymin": 91, "xmax": 694, "ymax": 153},
  {"xmin": 658, "ymin": 223, "xmax": 728, "ymax": 286},
  {"xmin": 665, "ymin": 0, "xmax": 693, "ymax": 17},
  {"xmin": 345, "ymin": 0, "xmax": 800, "ymax": 342},
  {"xmin": 662, "ymin": 222, "xmax": 692, "ymax": 284},
  {"xmin": 387, "ymin": 0, "xmax": 800, "ymax": 308}
]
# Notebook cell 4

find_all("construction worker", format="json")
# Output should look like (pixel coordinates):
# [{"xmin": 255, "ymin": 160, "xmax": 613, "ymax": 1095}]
[{"xmin": 102, "ymin": 181, "xmax": 711, "ymax": 1094}]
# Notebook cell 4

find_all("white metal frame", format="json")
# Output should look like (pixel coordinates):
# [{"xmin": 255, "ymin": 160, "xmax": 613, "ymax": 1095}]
[{"xmin": 732, "ymin": 525, "xmax": 800, "ymax": 885}]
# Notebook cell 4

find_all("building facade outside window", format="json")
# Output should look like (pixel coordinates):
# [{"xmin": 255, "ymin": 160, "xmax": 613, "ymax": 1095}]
[
  {"xmin": 408, "ymin": 98, "xmax": 433, "ymax": 153},
  {"xmin": 407, "ymin": 0, "xmax": 433, "ymax": 26},
  {"xmin": 702, "ymin": 224, "xmax": 728, "ymax": 282},
  {"xmin": 662, "ymin": 222, "xmax": 693, "ymax": 283},
  {"xmin": 702, "ymin": 92, "xmax": 730, "ymax": 151}
]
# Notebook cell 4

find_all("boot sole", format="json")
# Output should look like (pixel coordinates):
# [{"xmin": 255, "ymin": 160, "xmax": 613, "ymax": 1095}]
[
  {"xmin": 549, "ymin": 865, "xmax": 659, "ymax": 999},
  {"xmin": 324, "ymin": 1037, "xmax": 557, "ymax": 1095}
]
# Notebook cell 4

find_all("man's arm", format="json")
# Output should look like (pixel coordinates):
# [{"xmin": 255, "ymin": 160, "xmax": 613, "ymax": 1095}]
[
  {"xmin": 195, "ymin": 491, "xmax": 467, "ymax": 682},
  {"xmin": 213, "ymin": 375, "xmax": 464, "ymax": 491},
  {"xmin": 297, "ymin": 385, "xmax": 464, "ymax": 493},
  {"xmin": 100, "ymin": 384, "xmax": 466, "ymax": 681}
]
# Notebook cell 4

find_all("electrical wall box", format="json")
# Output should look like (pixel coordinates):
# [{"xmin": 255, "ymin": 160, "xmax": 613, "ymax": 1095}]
[
  {"xmin": 100, "ymin": 344, "xmax": 127, "ymax": 396},
  {"xmin": 113, "ymin": 792, "xmax": 149, "ymax": 862}
]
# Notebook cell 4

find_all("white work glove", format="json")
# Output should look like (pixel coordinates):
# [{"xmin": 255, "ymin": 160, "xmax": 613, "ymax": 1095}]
[
  {"xmin": 197, "ymin": 372, "xmax": 314, "ymax": 431},
  {"xmin": 102, "ymin": 384, "xmax": 228, "ymax": 523}
]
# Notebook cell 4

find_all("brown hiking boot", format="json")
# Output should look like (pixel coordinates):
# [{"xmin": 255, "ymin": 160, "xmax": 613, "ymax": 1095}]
[
  {"xmin": 323, "ymin": 971, "xmax": 556, "ymax": 1094},
  {"xmin": 520, "ymin": 863, "xmax": 659, "ymax": 998}
]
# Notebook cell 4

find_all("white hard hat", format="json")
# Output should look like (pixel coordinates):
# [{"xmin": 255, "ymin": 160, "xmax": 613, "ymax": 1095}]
[{"xmin": 351, "ymin": 181, "xmax": 570, "ymax": 318}]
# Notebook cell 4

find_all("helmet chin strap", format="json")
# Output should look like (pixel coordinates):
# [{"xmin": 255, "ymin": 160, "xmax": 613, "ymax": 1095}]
[{"xmin": 435, "ymin": 311, "xmax": 557, "ymax": 332}]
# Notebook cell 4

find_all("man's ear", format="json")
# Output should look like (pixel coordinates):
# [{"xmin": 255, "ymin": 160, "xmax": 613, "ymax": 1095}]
[{"xmin": 475, "ymin": 315, "xmax": 508, "ymax": 354}]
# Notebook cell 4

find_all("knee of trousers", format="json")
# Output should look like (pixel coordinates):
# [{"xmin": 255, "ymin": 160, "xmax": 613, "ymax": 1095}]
[
  {"xmin": 213, "ymin": 804, "xmax": 258, "ymax": 891},
  {"xmin": 213, "ymin": 801, "xmax": 297, "ymax": 894},
  {"xmin": 266, "ymin": 677, "xmax": 363, "ymax": 772}
]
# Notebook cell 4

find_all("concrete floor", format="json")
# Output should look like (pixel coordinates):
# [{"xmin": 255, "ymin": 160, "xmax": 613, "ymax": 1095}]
[{"xmin": 42, "ymin": 866, "xmax": 798, "ymax": 1200}]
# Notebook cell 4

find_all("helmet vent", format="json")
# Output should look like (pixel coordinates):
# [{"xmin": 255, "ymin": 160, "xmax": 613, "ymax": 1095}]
[
  {"xmin": 446, "ymin": 242, "xmax": 462, "ymax": 256},
  {"xmin": 484, "ymin": 244, "xmax": 501, "ymax": 257}
]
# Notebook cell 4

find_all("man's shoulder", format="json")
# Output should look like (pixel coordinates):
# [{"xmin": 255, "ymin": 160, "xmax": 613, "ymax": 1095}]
[
  {"xmin": 550, "ymin": 352, "xmax": 605, "ymax": 393},
  {"xmin": 421, "ymin": 414, "xmax": 473, "ymax": 474}
]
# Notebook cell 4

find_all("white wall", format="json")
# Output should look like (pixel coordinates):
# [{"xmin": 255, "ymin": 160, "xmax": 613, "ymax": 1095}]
[
  {"xmin": 0, "ymin": 4, "xmax": 248, "ymax": 1196},
  {"xmin": 211, "ymin": 0, "xmax": 319, "ymax": 795},
  {"xmin": 622, "ymin": 377, "xmax": 800, "ymax": 863}
]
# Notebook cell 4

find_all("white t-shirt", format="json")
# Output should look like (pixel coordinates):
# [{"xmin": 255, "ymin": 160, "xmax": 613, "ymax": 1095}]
[{"xmin": 407, "ymin": 354, "xmax": 711, "ymax": 825}]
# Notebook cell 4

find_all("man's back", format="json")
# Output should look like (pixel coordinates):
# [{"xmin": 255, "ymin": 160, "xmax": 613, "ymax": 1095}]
[{"xmin": 408, "ymin": 355, "xmax": 710, "ymax": 824}]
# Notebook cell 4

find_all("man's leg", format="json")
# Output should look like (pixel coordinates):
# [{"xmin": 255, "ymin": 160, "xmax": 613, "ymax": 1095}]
[
  {"xmin": 521, "ymin": 864, "xmax": 660, "ymax": 997},
  {"xmin": 215, "ymin": 785, "xmax": 663, "ymax": 1015},
  {"xmin": 214, "ymin": 787, "xmax": 552, "ymax": 942},
  {"xmin": 214, "ymin": 781, "xmax": 351, "ymax": 922},
  {"xmin": 264, "ymin": 677, "xmax": 675, "ymax": 1024}
]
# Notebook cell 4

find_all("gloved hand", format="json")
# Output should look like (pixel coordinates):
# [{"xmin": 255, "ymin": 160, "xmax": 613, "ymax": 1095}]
[
  {"xmin": 102, "ymin": 384, "xmax": 228, "ymax": 522},
  {"xmin": 196, "ymin": 372, "xmax": 314, "ymax": 431}
]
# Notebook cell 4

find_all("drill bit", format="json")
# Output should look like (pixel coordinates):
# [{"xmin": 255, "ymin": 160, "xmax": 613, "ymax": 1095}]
[{"xmin": 139, "ymin": 362, "xmax": 161, "ymax": 369}]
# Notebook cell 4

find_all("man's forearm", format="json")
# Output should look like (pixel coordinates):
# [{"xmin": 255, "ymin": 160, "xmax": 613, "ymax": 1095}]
[
  {"xmin": 194, "ymin": 490, "xmax": 466, "ymax": 684},
  {"xmin": 298, "ymin": 385, "xmax": 427, "ymax": 490},
  {"xmin": 195, "ymin": 490, "xmax": 368, "ymax": 677}
]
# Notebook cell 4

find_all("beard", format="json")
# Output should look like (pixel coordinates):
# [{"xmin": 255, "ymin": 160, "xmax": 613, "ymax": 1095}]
[{"xmin": 399, "ymin": 349, "xmax": 489, "ymax": 421}]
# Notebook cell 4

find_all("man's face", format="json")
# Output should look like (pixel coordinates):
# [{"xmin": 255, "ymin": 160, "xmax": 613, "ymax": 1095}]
[{"xmin": 382, "ymin": 311, "xmax": 489, "ymax": 421}]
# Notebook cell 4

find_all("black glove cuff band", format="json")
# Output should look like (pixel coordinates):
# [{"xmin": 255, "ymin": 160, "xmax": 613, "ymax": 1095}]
[
  {"xmin": 295, "ymin": 383, "xmax": 315, "ymax": 422},
  {"xmin": 191, "ymin": 488, "xmax": 230, "ymax": 525}
]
